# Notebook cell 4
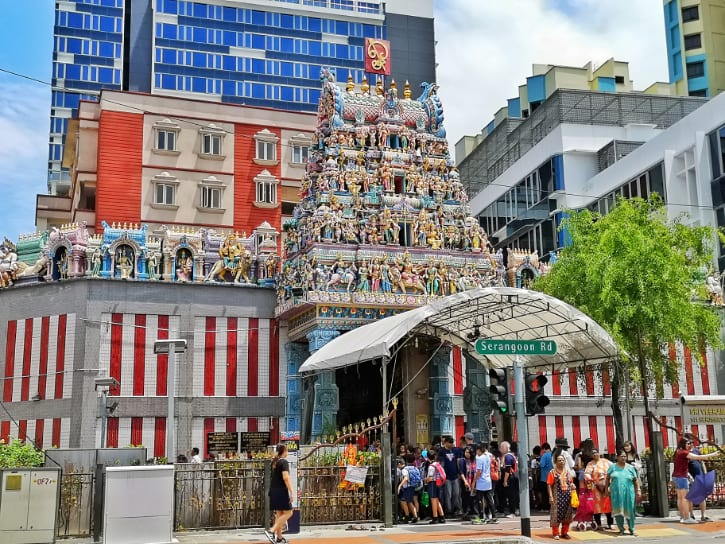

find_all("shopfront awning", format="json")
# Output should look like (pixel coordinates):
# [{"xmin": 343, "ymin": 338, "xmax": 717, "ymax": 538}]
[{"xmin": 298, "ymin": 287, "xmax": 619, "ymax": 373}]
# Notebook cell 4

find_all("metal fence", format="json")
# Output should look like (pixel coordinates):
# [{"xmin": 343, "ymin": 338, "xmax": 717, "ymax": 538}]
[{"xmin": 638, "ymin": 457, "xmax": 725, "ymax": 511}]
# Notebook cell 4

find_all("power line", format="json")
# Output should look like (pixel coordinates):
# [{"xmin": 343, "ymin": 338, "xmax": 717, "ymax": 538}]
[{"xmin": 3, "ymin": 64, "xmax": 717, "ymax": 214}]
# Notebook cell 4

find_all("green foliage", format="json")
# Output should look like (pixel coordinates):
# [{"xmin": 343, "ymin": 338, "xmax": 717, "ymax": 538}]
[
  {"xmin": 0, "ymin": 439, "xmax": 45, "ymax": 467},
  {"xmin": 534, "ymin": 196, "xmax": 723, "ymax": 393}
]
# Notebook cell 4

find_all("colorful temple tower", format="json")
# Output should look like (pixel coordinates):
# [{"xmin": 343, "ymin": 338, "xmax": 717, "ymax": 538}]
[{"xmin": 276, "ymin": 71, "xmax": 506, "ymax": 441}]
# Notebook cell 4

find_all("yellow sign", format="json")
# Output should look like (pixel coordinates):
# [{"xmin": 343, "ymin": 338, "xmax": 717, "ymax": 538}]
[
  {"xmin": 684, "ymin": 405, "xmax": 725, "ymax": 424},
  {"xmin": 416, "ymin": 414, "xmax": 429, "ymax": 446}
]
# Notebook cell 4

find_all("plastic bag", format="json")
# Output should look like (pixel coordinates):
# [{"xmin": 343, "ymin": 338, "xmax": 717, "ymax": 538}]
[
  {"xmin": 421, "ymin": 491, "xmax": 430, "ymax": 508},
  {"xmin": 570, "ymin": 489, "xmax": 579, "ymax": 508}
]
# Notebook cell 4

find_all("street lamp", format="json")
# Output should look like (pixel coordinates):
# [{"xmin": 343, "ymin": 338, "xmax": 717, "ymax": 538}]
[
  {"xmin": 153, "ymin": 339, "xmax": 187, "ymax": 461},
  {"xmin": 95, "ymin": 376, "xmax": 120, "ymax": 448}
]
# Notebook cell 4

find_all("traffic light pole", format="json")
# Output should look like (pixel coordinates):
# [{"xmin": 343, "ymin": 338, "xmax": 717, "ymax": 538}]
[{"xmin": 513, "ymin": 357, "xmax": 531, "ymax": 538}]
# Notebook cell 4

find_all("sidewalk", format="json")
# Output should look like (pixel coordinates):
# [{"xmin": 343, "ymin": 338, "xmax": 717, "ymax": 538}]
[{"xmin": 59, "ymin": 510, "xmax": 725, "ymax": 544}]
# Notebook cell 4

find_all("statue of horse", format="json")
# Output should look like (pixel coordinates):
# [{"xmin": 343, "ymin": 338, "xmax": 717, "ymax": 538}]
[
  {"xmin": 389, "ymin": 266, "xmax": 426, "ymax": 295},
  {"xmin": 325, "ymin": 268, "xmax": 356, "ymax": 292}
]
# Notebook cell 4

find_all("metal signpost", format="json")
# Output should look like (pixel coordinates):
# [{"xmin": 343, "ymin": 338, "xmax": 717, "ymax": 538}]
[{"xmin": 476, "ymin": 338, "xmax": 558, "ymax": 538}]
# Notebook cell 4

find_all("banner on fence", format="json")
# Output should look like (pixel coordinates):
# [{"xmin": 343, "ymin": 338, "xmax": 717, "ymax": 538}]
[{"xmin": 344, "ymin": 465, "xmax": 369, "ymax": 485}]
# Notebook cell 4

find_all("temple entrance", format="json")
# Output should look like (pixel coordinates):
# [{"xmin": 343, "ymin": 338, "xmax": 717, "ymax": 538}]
[{"xmin": 336, "ymin": 362, "xmax": 383, "ymax": 431}]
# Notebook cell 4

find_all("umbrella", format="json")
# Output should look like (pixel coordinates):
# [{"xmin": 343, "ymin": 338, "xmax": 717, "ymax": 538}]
[{"xmin": 686, "ymin": 470, "xmax": 716, "ymax": 505}]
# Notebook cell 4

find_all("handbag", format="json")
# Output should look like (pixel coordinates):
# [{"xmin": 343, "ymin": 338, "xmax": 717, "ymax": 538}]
[{"xmin": 570, "ymin": 489, "xmax": 580, "ymax": 508}]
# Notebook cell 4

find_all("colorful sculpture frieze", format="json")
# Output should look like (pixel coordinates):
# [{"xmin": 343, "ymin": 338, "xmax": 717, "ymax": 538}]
[
  {"xmin": 0, "ymin": 221, "xmax": 279, "ymax": 289},
  {"xmin": 276, "ymin": 70, "xmax": 503, "ymax": 313}
]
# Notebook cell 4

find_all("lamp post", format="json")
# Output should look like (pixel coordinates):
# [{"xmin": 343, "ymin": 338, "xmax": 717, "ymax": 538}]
[
  {"xmin": 94, "ymin": 377, "xmax": 119, "ymax": 448},
  {"xmin": 153, "ymin": 339, "xmax": 188, "ymax": 461}
]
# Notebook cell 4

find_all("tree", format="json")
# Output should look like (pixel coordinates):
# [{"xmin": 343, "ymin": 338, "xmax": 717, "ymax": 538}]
[
  {"xmin": 534, "ymin": 196, "xmax": 723, "ymax": 449},
  {"xmin": 0, "ymin": 439, "xmax": 44, "ymax": 467}
]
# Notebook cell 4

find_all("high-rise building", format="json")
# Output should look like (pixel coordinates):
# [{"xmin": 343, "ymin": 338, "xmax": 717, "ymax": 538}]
[
  {"xmin": 48, "ymin": 0, "xmax": 436, "ymax": 196},
  {"xmin": 664, "ymin": 0, "xmax": 725, "ymax": 98}
]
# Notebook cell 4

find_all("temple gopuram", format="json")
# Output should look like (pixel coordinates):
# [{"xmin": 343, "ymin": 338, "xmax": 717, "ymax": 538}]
[{"xmin": 277, "ymin": 70, "xmax": 544, "ymax": 442}]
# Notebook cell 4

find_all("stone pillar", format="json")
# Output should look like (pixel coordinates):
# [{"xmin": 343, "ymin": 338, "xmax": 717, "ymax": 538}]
[
  {"xmin": 429, "ymin": 345, "xmax": 453, "ymax": 439},
  {"xmin": 307, "ymin": 329, "xmax": 340, "ymax": 441},
  {"xmin": 285, "ymin": 342, "xmax": 309, "ymax": 434},
  {"xmin": 463, "ymin": 351, "xmax": 491, "ymax": 443}
]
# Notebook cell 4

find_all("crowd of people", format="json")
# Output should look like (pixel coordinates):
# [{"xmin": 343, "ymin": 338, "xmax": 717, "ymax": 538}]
[{"xmin": 391, "ymin": 431, "xmax": 720, "ymax": 538}]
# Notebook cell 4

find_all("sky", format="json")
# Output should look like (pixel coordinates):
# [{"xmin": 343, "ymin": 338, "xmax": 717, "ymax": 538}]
[{"xmin": 0, "ymin": 0, "xmax": 670, "ymax": 243}]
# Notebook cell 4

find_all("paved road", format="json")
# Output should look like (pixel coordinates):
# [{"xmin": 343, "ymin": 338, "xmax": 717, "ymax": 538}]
[{"xmin": 63, "ymin": 511, "xmax": 725, "ymax": 544}]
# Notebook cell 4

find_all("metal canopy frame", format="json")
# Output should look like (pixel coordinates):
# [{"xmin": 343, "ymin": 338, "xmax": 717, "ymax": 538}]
[{"xmin": 298, "ymin": 287, "xmax": 619, "ymax": 373}]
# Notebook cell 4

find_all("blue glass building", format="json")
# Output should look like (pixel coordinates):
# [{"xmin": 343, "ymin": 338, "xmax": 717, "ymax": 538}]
[{"xmin": 49, "ymin": 0, "xmax": 436, "ymax": 195}]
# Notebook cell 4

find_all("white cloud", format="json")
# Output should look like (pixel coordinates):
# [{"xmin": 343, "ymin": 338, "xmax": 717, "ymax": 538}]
[
  {"xmin": 434, "ymin": 0, "xmax": 669, "ymax": 156},
  {"xmin": 0, "ymin": 76, "xmax": 50, "ymax": 241}
]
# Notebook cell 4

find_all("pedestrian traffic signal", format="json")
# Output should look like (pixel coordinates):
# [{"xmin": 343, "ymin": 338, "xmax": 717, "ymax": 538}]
[
  {"xmin": 525, "ymin": 372, "xmax": 550, "ymax": 416},
  {"xmin": 489, "ymin": 367, "xmax": 511, "ymax": 414}
]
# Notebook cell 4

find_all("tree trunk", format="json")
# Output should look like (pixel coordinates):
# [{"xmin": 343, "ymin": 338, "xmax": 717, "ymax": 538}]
[{"xmin": 610, "ymin": 360, "xmax": 625, "ymax": 451}]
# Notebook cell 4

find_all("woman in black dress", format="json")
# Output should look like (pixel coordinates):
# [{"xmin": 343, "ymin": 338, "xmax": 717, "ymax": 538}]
[{"xmin": 265, "ymin": 444, "xmax": 295, "ymax": 544}]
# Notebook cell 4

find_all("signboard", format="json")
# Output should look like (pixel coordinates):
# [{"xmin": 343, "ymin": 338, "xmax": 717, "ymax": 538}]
[
  {"xmin": 681, "ymin": 396, "xmax": 725, "ymax": 426},
  {"xmin": 365, "ymin": 38, "xmax": 391, "ymax": 75},
  {"xmin": 344, "ymin": 466, "xmax": 369, "ymax": 485},
  {"xmin": 206, "ymin": 432, "xmax": 238, "ymax": 455},
  {"xmin": 280, "ymin": 431, "xmax": 300, "ymax": 534},
  {"xmin": 239, "ymin": 431, "xmax": 270, "ymax": 452},
  {"xmin": 476, "ymin": 339, "xmax": 557, "ymax": 356}
]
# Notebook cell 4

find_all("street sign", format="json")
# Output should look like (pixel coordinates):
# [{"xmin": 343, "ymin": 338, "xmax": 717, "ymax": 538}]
[{"xmin": 475, "ymin": 339, "xmax": 557, "ymax": 356}]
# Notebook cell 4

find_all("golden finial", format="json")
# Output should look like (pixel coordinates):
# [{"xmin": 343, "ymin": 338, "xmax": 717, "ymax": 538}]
[
  {"xmin": 366, "ymin": 417, "xmax": 371, "ymax": 428},
  {"xmin": 404, "ymin": 80, "xmax": 411, "ymax": 100},
  {"xmin": 361, "ymin": 75, "xmax": 369, "ymax": 95},
  {"xmin": 392, "ymin": 397, "xmax": 398, "ymax": 409},
  {"xmin": 346, "ymin": 74, "xmax": 354, "ymax": 93},
  {"xmin": 354, "ymin": 422, "xmax": 360, "ymax": 433},
  {"xmin": 375, "ymin": 77, "xmax": 384, "ymax": 96},
  {"xmin": 390, "ymin": 79, "xmax": 397, "ymax": 96}
]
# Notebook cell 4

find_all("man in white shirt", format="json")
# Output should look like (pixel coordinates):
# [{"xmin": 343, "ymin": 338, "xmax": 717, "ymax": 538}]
[
  {"xmin": 472, "ymin": 443, "xmax": 497, "ymax": 524},
  {"xmin": 190, "ymin": 447, "xmax": 202, "ymax": 463}
]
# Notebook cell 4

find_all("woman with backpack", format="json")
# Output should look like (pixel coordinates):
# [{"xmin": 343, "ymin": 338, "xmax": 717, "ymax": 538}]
[{"xmin": 425, "ymin": 450, "xmax": 447, "ymax": 524}]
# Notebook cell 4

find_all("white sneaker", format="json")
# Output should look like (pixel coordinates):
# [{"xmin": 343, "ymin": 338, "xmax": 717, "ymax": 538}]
[{"xmin": 682, "ymin": 518, "xmax": 698, "ymax": 524}]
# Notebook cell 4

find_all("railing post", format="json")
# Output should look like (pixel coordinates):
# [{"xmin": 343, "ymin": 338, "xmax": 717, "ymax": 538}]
[
  {"xmin": 92, "ymin": 464, "xmax": 103, "ymax": 543},
  {"xmin": 264, "ymin": 459, "xmax": 271, "ymax": 530}
]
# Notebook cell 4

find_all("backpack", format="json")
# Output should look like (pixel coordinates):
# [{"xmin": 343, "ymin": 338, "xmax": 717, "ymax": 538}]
[
  {"xmin": 490, "ymin": 455, "xmax": 500, "ymax": 481},
  {"xmin": 432, "ymin": 461, "xmax": 447, "ymax": 487},
  {"xmin": 406, "ymin": 465, "xmax": 422, "ymax": 488}
]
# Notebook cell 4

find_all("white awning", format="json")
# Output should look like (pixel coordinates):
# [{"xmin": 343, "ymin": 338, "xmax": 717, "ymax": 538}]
[{"xmin": 298, "ymin": 287, "xmax": 619, "ymax": 373}]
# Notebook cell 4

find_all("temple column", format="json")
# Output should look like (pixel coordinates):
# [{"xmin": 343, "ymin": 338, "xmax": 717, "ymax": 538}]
[
  {"xmin": 429, "ymin": 345, "xmax": 453, "ymax": 439},
  {"xmin": 463, "ymin": 351, "xmax": 491, "ymax": 443},
  {"xmin": 307, "ymin": 329, "xmax": 341, "ymax": 441},
  {"xmin": 285, "ymin": 342, "xmax": 309, "ymax": 434}
]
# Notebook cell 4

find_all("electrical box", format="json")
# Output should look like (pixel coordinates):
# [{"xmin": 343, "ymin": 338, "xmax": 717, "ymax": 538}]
[
  {"xmin": 104, "ymin": 465, "xmax": 174, "ymax": 544},
  {"xmin": 0, "ymin": 468, "xmax": 60, "ymax": 544}
]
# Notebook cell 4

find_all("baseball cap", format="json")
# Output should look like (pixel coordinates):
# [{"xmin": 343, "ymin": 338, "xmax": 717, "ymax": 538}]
[{"xmin": 464, "ymin": 432, "xmax": 474, "ymax": 440}]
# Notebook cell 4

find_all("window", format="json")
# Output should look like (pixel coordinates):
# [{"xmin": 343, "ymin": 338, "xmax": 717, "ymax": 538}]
[
  {"xmin": 690, "ymin": 89, "xmax": 707, "ymax": 97},
  {"xmin": 151, "ymin": 172, "xmax": 179, "ymax": 208},
  {"xmin": 198, "ymin": 176, "xmax": 225, "ymax": 211},
  {"xmin": 152, "ymin": 119, "xmax": 180, "ymax": 154},
  {"xmin": 254, "ymin": 169, "xmax": 279, "ymax": 207},
  {"xmin": 684, "ymin": 33, "xmax": 702, "ymax": 50},
  {"xmin": 292, "ymin": 144, "xmax": 309, "ymax": 164},
  {"xmin": 199, "ymin": 124, "xmax": 225, "ymax": 158},
  {"xmin": 202, "ymin": 185, "xmax": 222, "ymax": 208},
  {"xmin": 615, "ymin": 75, "xmax": 625, "ymax": 84},
  {"xmin": 157, "ymin": 129, "xmax": 176, "ymax": 151},
  {"xmin": 682, "ymin": 6, "xmax": 699, "ymax": 22},
  {"xmin": 253, "ymin": 128, "xmax": 279, "ymax": 165},
  {"xmin": 687, "ymin": 61, "xmax": 705, "ymax": 79},
  {"xmin": 289, "ymin": 133, "xmax": 312, "ymax": 165}
]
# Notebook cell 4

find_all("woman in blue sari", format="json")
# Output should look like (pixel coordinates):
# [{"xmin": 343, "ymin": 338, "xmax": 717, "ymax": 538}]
[{"xmin": 606, "ymin": 450, "xmax": 641, "ymax": 535}]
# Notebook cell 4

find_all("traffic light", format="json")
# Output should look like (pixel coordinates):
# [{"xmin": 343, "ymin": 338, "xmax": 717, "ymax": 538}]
[
  {"xmin": 525, "ymin": 372, "xmax": 550, "ymax": 416},
  {"xmin": 489, "ymin": 368, "xmax": 511, "ymax": 414}
]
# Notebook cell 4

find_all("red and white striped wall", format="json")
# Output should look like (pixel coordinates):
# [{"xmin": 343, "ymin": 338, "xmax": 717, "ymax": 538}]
[
  {"xmin": 1, "ymin": 314, "xmax": 75, "ymax": 446},
  {"xmin": 448, "ymin": 345, "xmax": 720, "ymax": 451},
  {"xmin": 97, "ymin": 314, "xmax": 283, "ymax": 457}
]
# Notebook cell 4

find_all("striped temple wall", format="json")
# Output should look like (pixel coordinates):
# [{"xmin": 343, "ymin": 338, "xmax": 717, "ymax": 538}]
[{"xmin": 0, "ymin": 308, "xmax": 720, "ymax": 457}]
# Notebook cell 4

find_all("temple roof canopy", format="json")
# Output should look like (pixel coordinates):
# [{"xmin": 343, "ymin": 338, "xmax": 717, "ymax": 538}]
[{"xmin": 299, "ymin": 287, "xmax": 618, "ymax": 373}]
